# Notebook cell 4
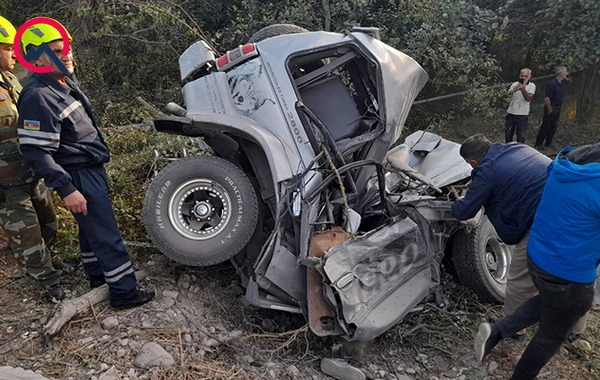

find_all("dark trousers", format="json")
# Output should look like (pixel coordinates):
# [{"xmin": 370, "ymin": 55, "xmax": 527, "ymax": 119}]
[
  {"xmin": 535, "ymin": 106, "xmax": 562, "ymax": 148},
  {"xmin": 505, "ymin": 114, "xmax": 528, "ymax": 143},
  {"xmin": 69, "ymin": 166, "xmax": 137, "ymax": 299},
  {"xmin": 494, "ymin": 258, "xmax": 595, "ymax": 380}
]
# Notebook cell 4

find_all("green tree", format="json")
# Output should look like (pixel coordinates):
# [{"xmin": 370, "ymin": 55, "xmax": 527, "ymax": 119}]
[{"xmin": 539, "ymin": 0, "xmax": 600, "ymax": 119}]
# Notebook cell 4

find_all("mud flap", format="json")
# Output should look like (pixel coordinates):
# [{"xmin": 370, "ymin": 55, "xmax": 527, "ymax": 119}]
[{"xmin": 322, "ymin": 217, "xmax": 432, "ymax": 341}]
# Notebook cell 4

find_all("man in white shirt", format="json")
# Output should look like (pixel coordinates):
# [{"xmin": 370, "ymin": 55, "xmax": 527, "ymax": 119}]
[{"xmin": 505, "ymin": 68, "xmax": 536, "ymax": 143}]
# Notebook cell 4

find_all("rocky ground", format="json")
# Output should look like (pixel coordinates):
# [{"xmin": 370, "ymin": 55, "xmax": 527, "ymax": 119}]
[{"xmin": 0, "ymin": 248, "xmax": 598, "ymax": 380}]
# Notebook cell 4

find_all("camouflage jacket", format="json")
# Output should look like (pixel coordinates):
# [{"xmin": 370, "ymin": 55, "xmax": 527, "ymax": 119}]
[{"xmin": 0, "ymin": 71, "xmax": 34, "ymax": 188}]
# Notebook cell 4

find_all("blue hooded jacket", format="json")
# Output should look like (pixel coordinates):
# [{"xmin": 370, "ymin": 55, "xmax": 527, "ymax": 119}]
[
  {"xmin": 452, "ymin": 143, "xmax": 551, "ymax": 244},
  {"xmin": 528, "ymin": 148, "xmax": 600, "ymax": 283}
]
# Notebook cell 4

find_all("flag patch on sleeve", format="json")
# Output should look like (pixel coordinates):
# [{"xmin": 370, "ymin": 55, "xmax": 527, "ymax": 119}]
[{"xmin": 23, "ymin": 120, "xmax": 41, "ymax": 130}]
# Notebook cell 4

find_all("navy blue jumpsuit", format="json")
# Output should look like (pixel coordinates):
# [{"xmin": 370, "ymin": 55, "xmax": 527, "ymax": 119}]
[{"xmin": 16, "ymin": 73, "xmax": 137, "ymax": 300}]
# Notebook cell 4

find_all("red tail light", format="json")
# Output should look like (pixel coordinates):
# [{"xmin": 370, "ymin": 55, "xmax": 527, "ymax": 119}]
[{"xmin": 216, "ymin": 43, "xmax": 258, "ymax": 71}]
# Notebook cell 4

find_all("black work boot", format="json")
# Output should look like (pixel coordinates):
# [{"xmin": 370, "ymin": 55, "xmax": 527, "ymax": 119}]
[
  {"xmin": 110, "ymin": 289, "xmax": 155, "ymax": 310},
  {"xmin": 89, "ymin": 276, "xmax": 106, "ymax": 289},
  {"xmin": 45, "ymin": 284, "xmax": 66, "ymax": 301}
]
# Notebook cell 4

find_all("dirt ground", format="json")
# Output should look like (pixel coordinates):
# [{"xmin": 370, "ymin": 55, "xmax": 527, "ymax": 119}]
[{"xmin": 0, "ymin": 247, "xmax": 598, "ymax": 380}]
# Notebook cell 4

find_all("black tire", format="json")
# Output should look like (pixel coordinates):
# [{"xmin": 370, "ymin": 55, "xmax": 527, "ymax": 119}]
[
  {"xmin": 143, "ymin": 156, "xmax": 258, "ymax": 266},
  {"xmin": 248, "ymin": 24, "xmax": 309, "ymax": 43},
  {"xmin": 452, "ymin": 216, "xmax": 513, "ymax": 303}
]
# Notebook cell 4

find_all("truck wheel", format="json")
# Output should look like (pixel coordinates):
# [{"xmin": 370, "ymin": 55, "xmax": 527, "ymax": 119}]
[
  {"xmin": 452, "ymin": 216, "xmax": 513, "ymax": 303},
  {"xmin": 248, "ymin": 24, "xmax": 309, "ymax": 43},
  {"xmin": 143, "ymin": 156, "xmax": 258, "ymax": 266}
]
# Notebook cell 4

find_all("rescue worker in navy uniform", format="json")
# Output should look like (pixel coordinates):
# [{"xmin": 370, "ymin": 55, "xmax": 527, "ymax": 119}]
[
  {"xmin": 0, "ymin": 15, "xmax": 64, "ymax": 300},
  {"xmin": 16, "ymin": 19, "xmax": 154, "ymax": 309}
]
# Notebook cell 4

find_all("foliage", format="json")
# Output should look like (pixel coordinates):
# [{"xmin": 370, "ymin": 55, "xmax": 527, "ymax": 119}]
[{"xmin": 538, "ymin": 0, "xmax": 600, "ymax": 71}]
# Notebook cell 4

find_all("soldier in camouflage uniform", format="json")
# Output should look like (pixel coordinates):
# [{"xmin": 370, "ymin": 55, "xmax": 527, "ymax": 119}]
[{"xmin": 0, "ymin": 15, "xmax": 64, "ymax": 300}]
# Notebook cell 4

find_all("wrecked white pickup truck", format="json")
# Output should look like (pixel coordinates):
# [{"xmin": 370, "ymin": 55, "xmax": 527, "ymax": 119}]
[{"xmin": 143, "ymin": 25, "xmax": 512, "ymax": 341}]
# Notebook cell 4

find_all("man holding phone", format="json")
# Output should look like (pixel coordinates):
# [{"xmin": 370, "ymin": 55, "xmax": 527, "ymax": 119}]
[{"xmin": 505, "ymin": 68, "xmax": 535, "ymax": 143}]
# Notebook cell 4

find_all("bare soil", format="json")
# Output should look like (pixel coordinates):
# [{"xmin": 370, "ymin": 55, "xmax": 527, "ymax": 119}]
[{"xmin": 0, "ymin": 247, "xmax": 598, "ymax": 380}]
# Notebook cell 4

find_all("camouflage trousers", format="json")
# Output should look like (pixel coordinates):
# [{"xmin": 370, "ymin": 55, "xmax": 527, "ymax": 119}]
[{"xmin": 0, "ymin": 179, "xmax": 62, "ymax": 286}]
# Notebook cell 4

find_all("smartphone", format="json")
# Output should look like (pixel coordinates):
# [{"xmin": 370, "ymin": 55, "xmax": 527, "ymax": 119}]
[{"xmin": 518, "ymin": 78, "xmax": 524, "ymax": 84}]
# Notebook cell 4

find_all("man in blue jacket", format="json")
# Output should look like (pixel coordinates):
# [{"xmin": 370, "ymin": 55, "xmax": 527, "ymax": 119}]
[
  {"xmin": 474, "ymin": 143, "xmax": 600, "ymax": 380},
  {"xmin": 452, "ymin": 134, "xmax": 551, "ymax": 316},
  {"xmin": 16, "ymin": 19, "xmax": 154, "ymax": 309}
]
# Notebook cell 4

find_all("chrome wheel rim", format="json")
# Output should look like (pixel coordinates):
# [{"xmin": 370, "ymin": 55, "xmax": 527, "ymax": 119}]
[{"xmin": 168, "ymin": 179, "xmax": 232, "ymax": 240}]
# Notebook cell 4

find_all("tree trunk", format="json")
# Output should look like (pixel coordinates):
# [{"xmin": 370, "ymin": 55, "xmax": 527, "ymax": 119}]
[
  {"xmin": 322, "ymin": 0, "xmax": 331, "ymax": 32},
  {"xmin": 576, "ymin": 61, "xmax": 599, "ymax": 121}
]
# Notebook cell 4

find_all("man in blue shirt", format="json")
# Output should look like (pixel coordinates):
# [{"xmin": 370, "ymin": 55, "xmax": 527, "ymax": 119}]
[
  {"xmin": 16, "ymin": 19, "xmax": 154, "ymax": 309},
  {"xmin": 473, "ymin": 143, "xmax": 600, "ymax": 380},
  {"xmin": 452, "ymin": 134, "xmax": 550, "ymax": 317},
  {"xmin": 534, "ymin": 66, "xmax": 568, "ymax": 149}
]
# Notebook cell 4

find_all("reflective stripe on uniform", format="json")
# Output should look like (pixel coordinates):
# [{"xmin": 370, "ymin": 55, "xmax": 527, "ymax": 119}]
[
  {"xmin": 81, "ymin": 251, "xmax": 98, "ymax": 263},
  {"xmin": 17, "ymin": 129, "xmax": 61, "ymax": 149},
  {"xmin": 59, "ymin": 100, "xmax": 83, "ymax": 119},
  {"xmin": 105, "ymin": 268, "xmax": 134, "ymax": 283},
  {"xmin": 104, "ymin": 261, "xmax": 134, "ymax": 283}
]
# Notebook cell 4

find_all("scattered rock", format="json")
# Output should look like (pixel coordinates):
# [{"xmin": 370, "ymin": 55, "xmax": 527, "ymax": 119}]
[
  {"xmin": 203, "ymin": 338, "xmax": 220, "ymax": 348},
  {"xmin": 127, "ymin": 368, "xmax": 136, "ymax": 377},
  {"xmin": 178, "ymin": 274, "xmax": 191, "ymax": 285},
  {"xmin": 321, "ymin": 358, "xmax": 366, "ymax": 380},
  {"xmin": 100, "ymin": 317, "xmax": 119, "ymax": 330},
  {"xmin": 120, "ymin": 339, "xmax": 129, "ymax": 346},
  {"xmin": 241, "ymin": 355, "xmax": 254, "ymax": 364},
  {"xmin": 0, "ymin": 366, "xmax": 50, "ymax": 380},
  {"xmin": 444, "ymin": 369, "xmax": 458, "ymax": 377},
  {"xmin": 268, "ymin": 369, "xmax": 277, "ymax": 379},
  {"xmin": 99, "ymin": 363, "xmax": 109, "ymax": 372},
  {"xmin": 573, "ymin": 339, "xmax": 592, "ymax": 351},
  {"xmin": 183, "ymin": 334, "xmax": 193, "ymax": 343},
  {"xmin": 97, "ymin": 366, "xmax": 120, "ymax": 380},
  {"xmin": 117, "ymin": 349, "xmax": 127, "ymax": 358},
  {"xmin": 261, "ymin": 319, "xmax": 275, "ymax": 330},
  {"xmin": 208, "ymin": 326, "xmax": 216, "ymax": 334},
  {"xmin": 141, "ymin": 321, "xmax": 153, "ymax": 329},
  {"xmin": 488, "ymin": 361, "xmax": 498, "ymax": 375},
  {"xmin": 397, "ymin": 376, "xmax": 414, "ymax": 380},
  {"xmin": 405, "ymin": 368, "xmax": 416, "ymax": 375},
  {"xmin": 287, "ymin": 365, "xmax": 301, "ymax": 377},
  {"xmin": 134, "ymin": 342, "xmax": 175, "ymax": 368},
  {"xmin": 79, "ymin": 337, "xmax": 95, "ymax": 345},
  {"xmin": 160, "ymin": 297, "xmax": 175, "ymax": 308},
  {"xmin": 162, "ymin": 290, "xmax": 179, "ymax": 299}
]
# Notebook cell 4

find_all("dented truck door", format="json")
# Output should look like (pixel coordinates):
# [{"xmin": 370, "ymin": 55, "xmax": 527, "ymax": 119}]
[{"xmin": 322, "ymin": 217, "xmax": 432, "ymax": 341}]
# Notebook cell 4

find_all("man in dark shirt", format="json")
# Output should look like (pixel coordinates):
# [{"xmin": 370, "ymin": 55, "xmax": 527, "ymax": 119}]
[
  {"xmin": 452, "ymin": 135, "xmax": 551, "ymax": 318},
  {"xmin": 17, "ymin": 19, "xmax": 154, "ymax": 309},
  {"xmin": 534, "ymin": 66, "xmax": 568, "ymax": 149}
]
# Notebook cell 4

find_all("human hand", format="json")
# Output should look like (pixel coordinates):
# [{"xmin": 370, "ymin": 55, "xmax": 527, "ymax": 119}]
[{"xmin": 63, "ymin": 190, "xmax": 88, "ymax": 215}]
